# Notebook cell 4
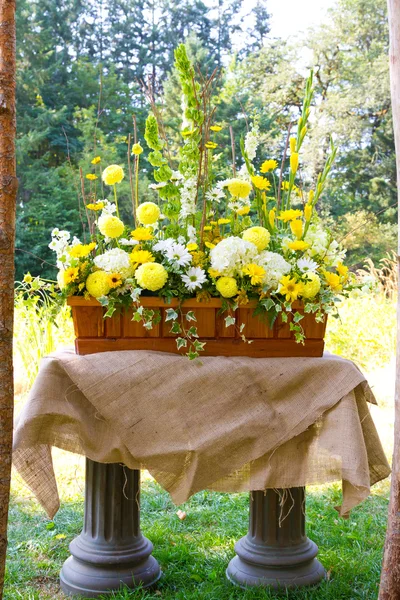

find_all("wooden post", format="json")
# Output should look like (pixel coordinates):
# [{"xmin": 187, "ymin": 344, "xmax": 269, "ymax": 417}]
[
  {"xmin": 0, "ymin": 0, "xmax": 17, "ymax": 598},
  {"xmin": 379, "ymin": 1, "xmax": 400, "ymax": 598}
]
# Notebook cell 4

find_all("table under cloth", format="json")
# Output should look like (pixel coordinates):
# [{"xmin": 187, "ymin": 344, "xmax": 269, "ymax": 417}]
[{"xmin": 13, "ymin": 349, "xmax": 390, "ymax": 520}]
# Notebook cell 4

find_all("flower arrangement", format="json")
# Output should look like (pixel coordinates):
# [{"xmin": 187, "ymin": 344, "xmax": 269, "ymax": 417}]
[{"xmin": 49, "ymin": 45, "xmax": 364, "ymax": 359}]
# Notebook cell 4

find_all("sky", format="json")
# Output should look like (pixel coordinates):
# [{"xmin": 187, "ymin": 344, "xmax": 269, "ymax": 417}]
[{"xmin": 267, "ymin": 0, "xmax": 336, "ymax": 39}]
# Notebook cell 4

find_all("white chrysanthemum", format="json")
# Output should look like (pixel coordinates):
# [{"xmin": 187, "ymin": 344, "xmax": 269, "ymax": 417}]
[
  {"xmin": 210, "ymin": 237, "xmax": 258, "ymax": 277},
  {"xmin": 94, "ymin": 248, "xmax": 132, "ymax": 278},
  {"xmin": 258, "ymin": 251, "xmax": 291, "ymax": 290},
  {"xmin": 166, "ymin": 243, "xmax": 192, "ymax": 267},
  {"xmin": 244, "ymin": 125, "xmax": 260, "ymax": 161},
  {"xmin": 153, "ymin": 238, "xmax": 175, "ymax": 253},
  {"xmin": 181, "ymin": 267, "xmax": 207, "ymax": 292},
  {"xmin": 179, "ymin": 176, "xmax": 198, "ymax": 220},
  {"xmin": 297, "ymin": 257, "xmax": 318, "ymax": 272}
]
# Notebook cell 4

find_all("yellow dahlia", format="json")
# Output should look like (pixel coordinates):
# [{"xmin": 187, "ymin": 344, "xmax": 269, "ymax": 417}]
[
  {"xmin": 288, "ymin": 240, "xmax": 310, "ymax": 251},
  {"xmin": 251, "ymin": 175, "xmax": 271, "ymax": 191},
  {"xmin": 243, "ymin": 263, "xmax": 266, "ymax": 285},
  {"xmin": 102, "ymin": 164, "xmax": 124, "ymax": 186},
  {"xmin": 300, "ymin": 273, "xmax": 321, "ymax": 299},
  {"xmin": 98, "ymin": 215, "xmax": 125, "ymax": 238},
  {"xmin": 187, "ymin": 243, "xmax": 198, "ymax": 251},
  {"xmin": 242, "ymin": 226, "xmax": 270, "ymax": 251},
  {"xmin": 136, "ymin": 201, "xmax": 161, "ymax": 225},
  {"xmin": 216, "ymin": 276, "xmax": 238, "ymax": 298},
  {"xmin": 324, "ymin": 271, "xmax": 342, "ymax": 292},
  {"xmin": 227, "ymin": 179, "xmax": 252, "ymax": 198},
  {"xmin": 131, "ymin": 227, "xmax": 153, "ymax": 241},
  {"xmin": 260, "ymin": 159, "xmax": 278, "ymax": 173},
  {"xmin": 135, "ymin": 262, "xmax": 168, "ymax": 291},
  {"xmin": 69, "ymin": 242, "xmax": 96, "ymax": 258},
  {"xmin": 86, "ymin": 271, "xmax": 110, "ymax": 298}
]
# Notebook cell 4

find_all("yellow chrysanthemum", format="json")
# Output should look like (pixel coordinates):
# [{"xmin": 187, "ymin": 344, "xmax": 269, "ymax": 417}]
[
  {"xmin": 218, "ymin": 218, "xmax": 230, "ymax": 225},
  {"xmin": 136, "ymin": 202, "xmax": 161, "ymax": 225},
  {"xmin": 278, "ymin": 209, "xmax": 303, "ymax": 222},
  {"xmin": 324, "ymin": 271, "xmax": 342, "ymax": 292},
  {"xmin": 205, "ymin": 141, "xmax": 218, "ymax": 149},
  {"xmin": 135, "ymin": 262, "xmax": 168, "ymax": 291},
  {"xmin": 300, "ymin": 273, "xmax": 321, "ymax": 299},
  {"xmin": 242, "ymin": 226, "xmax": 270, "ymax": 251},
  {"xmin": 131, "ymin": 143, "xmax": 143, "ymax": 155},
  {"xmin": 23, "ymin": 273, "xmax": 33, "ymax": 283},
  {"xmin": 187, "ymin": 243, "xmax": 198, "ymax": 251},
  {"xmin": 304, "ymin": 204, "xmax": 312, "ymax": 221},
  {"xmin": 236, "ymin": 205, "xmax": 250, "ymax": 216},
  {"xmin": 69, "ymin": 242, "xmax": 96, "ymax": 258},
  {"xmin": 131, "ymin": 227, "xmax": 153, "ymax": 241},
  {"xmin": 208, "ymin": 268, "xmax": 221, "ymax": 278},
  {"xmin": 290, "ymin": 220, "xmax": 303, "ymax": 239},
  {"xmin": 288, "ymin": 240, "xmax": 310, "ymax": 251},
  {"xmin": 130, "ymin": 250, "xmax": 155, "ymax": 270},
  {"xmin": 260, "ymin": 159, "xmax": 278, "ymax": 173},
  {"xmin": 86, "ymin": 271, "xmax": 111, "ymax": 298},
  {"xmin": 86, "ymin": 173, "xmax": 98, "ymax": 181},
  {"xmin": 205, "ymin": 241, "xmax": 216, "ymax": 249},
  {"xmin": 337, "ymin": 262, "xmax": 349, "ymax": 280},
  {"xmin": 216, "ymin": 276, "xmax": 238, "ymax": 298},
  {"xmin": 227, "ymin": 179, "xmax": 252, "ymax": 199},
  {"xmin": 269, "ymin": 208, "xmax": 276, "ymax": 229},
  {"xmin": 102, "ymin": 164, "xmax": 124, "ymax": 186},
  {"xmin": 279, "ymin": 275, "xmax": 302, "ymax": 303},
  {"xmin": 210, "ymin": 125, "xmax": 222, "ymax": 132},
  {"xmin": 91, "ymin": 156, "xmax": 101, "ymax": 164},
  {"xmin": 87, "ymin": 202, "xmax": 105, "ymax": 211},
  {"xmin": 108, "ymin": 273, "xmax": 123, "ymax": 288},
  {"xmin": 243, "ymin": 263, "xmax": 266, "ymax": 285},
  {"xmin": 64, "ymin": 267, "xmax": 79, "ymax": 284},
  {"xmin": 290, "ymin": 152, "xmax": 299, "ymax": 173},
  {"xmin": 98, "ymin": 215, "xmax": 125, "ymax": 238},
  {"xmin": 251, "ymin": 175, "xmax": 271, "ymax": 191}
]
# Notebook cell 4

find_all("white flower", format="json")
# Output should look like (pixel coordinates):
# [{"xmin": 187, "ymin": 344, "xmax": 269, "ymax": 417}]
[
  {"xmin": 206, "ymin": 186, "xmax": 225, "ymax": 204},
  {"xmin": 210, "ymin": 237, "xmax": 258, "ymax": 277},
  {"xmin": 187, "ymin": 225, "xmax": 197, "ymax": 244},
  {"xmin": 228, "ymin": 197, "xmax": 250, "ymax": 212},
  {"xmin": 171, "ymin": 170, "xmax": 184, "ymax": 182},
  {"xmin": 120, "ymin": 238, "xmax": 139, "ymax": 246},
  {"xmin": 181, "ymin": 267, "xmax": 207, "ymax": 292},
  {"xmin": 149, "ymin": 182, "xmax": 168, "ymax": 190},
  {"xmin": 297, "ymin": 257, "xmax": 318, "ymax": 272},
  {"xmin": 101, "ymin": 200, "xmax": 117, "ymax": 215},
  {"xmin": 94, "ymin": 248, "xmax": 132, "ymax": 278},
  {"xmin": 153, "ymin": 238, "xmax": 175, "ymax": 253},
  {"xmin": 258, "ymin": 251, "xmax": 291, "ymax": 290},
  {"xmin": 179, "ymin": 176, "xmax": 198, "ymax": 220},
  {"xmin": 166, "ymin": 243, "xmax": 192, "ymax": 267},
  {"xmin": 244, "ymin": 125, "xmax": 260, "ymax": 161}
]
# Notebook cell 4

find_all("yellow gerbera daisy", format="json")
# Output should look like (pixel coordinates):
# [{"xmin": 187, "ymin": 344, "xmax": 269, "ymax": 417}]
[{"xmin": 279, "ymin": 275, "xmax": 302, "ymax": 302}]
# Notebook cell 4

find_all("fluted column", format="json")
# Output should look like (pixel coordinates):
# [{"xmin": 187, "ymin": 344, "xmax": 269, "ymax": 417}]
[
  {"xmin": 60, "ymin": 459, "xmax": 161, "ymax": 597},
  {"xmin": 226, "ymin": 488, "xmax": 326, "ymax": 589}
]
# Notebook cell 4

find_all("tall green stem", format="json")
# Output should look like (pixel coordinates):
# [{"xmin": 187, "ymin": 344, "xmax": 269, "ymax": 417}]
[{"xmin": 113, "ymin": 184, "xmax": 120, "ymax": 218}]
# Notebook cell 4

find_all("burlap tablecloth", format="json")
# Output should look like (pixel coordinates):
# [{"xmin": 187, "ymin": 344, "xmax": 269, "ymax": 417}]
[{"xmin": 13, "ymin": 349, "xmax": 390, "ymax": 519}]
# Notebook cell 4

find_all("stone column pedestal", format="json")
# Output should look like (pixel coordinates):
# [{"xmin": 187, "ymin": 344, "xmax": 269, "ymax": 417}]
[
  {"xmin": 226, "ymin": 487, "xmax": 326, "ymax": 589},
  {"xmin": 60, "ymin": 459, "xmax": 161, "ymax": 598}
]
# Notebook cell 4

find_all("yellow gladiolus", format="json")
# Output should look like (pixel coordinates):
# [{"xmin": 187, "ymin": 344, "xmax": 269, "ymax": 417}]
[{"xmin": 290, "ymin": 219, "xmax": 303, "ymax": 239}]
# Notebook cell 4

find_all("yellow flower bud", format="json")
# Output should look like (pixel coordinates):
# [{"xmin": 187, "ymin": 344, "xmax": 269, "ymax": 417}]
[
  {"xmin": 290, "ymin": 152, "xmax": 299, "ymax": 173},
  {"xmin": 290, "ymin": 138, "xmax": 297, "ymax": 153},
  {"xmin": 301, "ymin": 126, "xmax": 307, "ymax": 138},
  {"xmin": 308, "ymin": 190, "xmax": 315, "ymax": 204},
  {"xmin": 304, "ymin": 204, "xmax": 312, "ymax": 221},
  {"xmin": 290, "ymin": 219, "xmax": 303, "ymax": 239},
  {"xmin": 269, "ymin": 209, "xmax": 275, "ymax": 229}
]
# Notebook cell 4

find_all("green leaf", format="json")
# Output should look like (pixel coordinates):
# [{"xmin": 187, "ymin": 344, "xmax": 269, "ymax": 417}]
[
  {"xmin": 188, "ymin": 350, "xmax": 199, "ymax": 360},
  {"xmin": 239, "ymin": 323, "xmax": 245, "ymax": 333},
  {"xmin": 185, "ymin": 311, "xmax": 197, "ymax": 322},
  {"xmin": 187, "ymin": 326, "xmax": 199, "ymax": 338},
  {"xmin": 98, "ymin": 295, "xmax": 109, "ymax": 306},
  {"xmin": 193, "ymin": 340, "xmax": 206, "ymax": 352},
  {"xmin": 225, "ymin": 316, "xmax": 236, "ymax": 327},
  {"xmin": 165, "ymin": 308, "xmax": 178, "ymax": 322},
  {"xmin": 46, "ymin": 522, "xmax": 55, "ymax": 530},
  {"xmin": 132, "ymin": 311, "xmax": 142, "ymax": 322},
  {"xmin": 105, "ymin": 306, "xmax": 116, "ymax": 318},
  {"xmin": 281, "ymin": 312, "xmax": 288, "ymax": 323},
  {"xmin": 170, "ymin": 321, "xmax": 182, "ymax": 334},
  {"xmin": 176, "ymin": 337, "xmax": 187, "ymax": 350},
  {"xmin": 293, "ymin": 311, "xmax": 304, "ymax": 323}
]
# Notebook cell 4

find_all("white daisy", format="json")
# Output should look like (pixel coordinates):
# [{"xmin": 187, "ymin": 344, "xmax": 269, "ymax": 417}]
[
  {"xmin": 153, "ymin": 238, "xmax": 175, "ymax": 253},
  {"xmin": 120, "ymin": 238, "xmax": 139, "ymax": 246},
  {"xmin": 297, "ymin": 257, "xmax": 318, "ymax": 272},
  {"xmin": 182, "ymin": 267, "xmax": 207, "ymax": 292},
  {"xmin": 166, "ymin": 243, "xmax": 192, "ymax": 267}
]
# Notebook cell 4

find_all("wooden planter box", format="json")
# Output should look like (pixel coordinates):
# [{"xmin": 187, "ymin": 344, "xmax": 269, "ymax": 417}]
[{"xmin": 67, "ymin": 297, "xmax": 327, "ymax": 358}]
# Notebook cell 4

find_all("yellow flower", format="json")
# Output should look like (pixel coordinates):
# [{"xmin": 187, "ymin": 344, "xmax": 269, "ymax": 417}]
[
  {"xmin": 69, "ymin": 242, "xmax": 96, "ymax": 258},
  {"xmin": 324, "ymin": 271, "xmax": 342, "ymax": 292},
  {"xmin": 278, "ymin": 209, "xmax": 303, "ymax": 222},
  {"xmin": 210, "ymin": 125, "xmax": 222, "ymax": 132},
  {"xmin": 227, "ymin": 179, "xmax": 252, "ymax": 198},
  {"xmin": 187, "ymin": 243, "xmax": 198, "ymax": 251},
  {"xmin": 86, "ymin": 173, "xmax": 98, "ymax": 181},
  {"xmin": 182, "ymin": 129, "xmax": 196, "ymax": 136},
  {"xmin": 269, "ymin": 208, "xmax": 276, "ymax": 229},
  {"xmin": 210, "ymin": 220, "xmax": 218, "ymax": 225},
  {"xmin": 208, "ymin": 268, "xmax": 221, "ymax": 278},
  {"xmin": 98, "ymin": 215, "xmax": 125, "ymax": 238},
  {"xmin": 288, "ymin": 240, "xmax": 310, "ymax": 251},
  {"xmin": 131, "ymin": 143, "xmax": 143, "ymax": 155},
  {"xmin": 304, "ymin": 204, "xmax": 312, "ymax": 221},
  {"xmin": 281, "ymin": 181, "xmax": 300, "ymax": 193},
  {"xmin": 205, "ymin": 241, "xmax": 216, "ymax": 249},
  {"xmin": 290, "ymin": 152, "xmax": 299, "ymax": 173},
  {"xmin": 337, "ymin": 262, "xmax": 349, "ymax": 280},
  {"xmin": 23, "ymin": 273, "xmax": 33, "ymax": 283},
  {"xmin": 243, "ymin": 263, "xmax": 266, "ymax": 285},
  {"xmin": 91, "ymin": 156, "xmax": 101, "ymax": 164},
  {"xmin": 235, "ymin": 289, "xmax": 249, "ymax": 305},
  {"xmin": 218, "ymin": 218, "xmax": 230, "ymax": 225},
  {"xmin": 290, "ymin": 219, "xmax": 303, "ymax": 239},
  {"xmin": 216, "ymin": 276, "xmax": 238, "ymax": 298},
  {"xmin": 102, "ymin": 164, "xmax": 124, "ymax": 186},
  {"xmin": 251, "ymin": 175, "xmax": 271, "ymax": 191},
  {"xmin": 64, "ymin": 267, "xmax": 79, "ymax": 284},
  {"xmin": 108, "ymin": 273, "xmax": 123, "ymax": 288},
  {"xmin": 135, "ymin": 262, "xmax": 168, "ymax": 291},
  {"xmin": 237, "ymin": 205, "xmax": 250, "ymax": 216},
  {"xmin": 203, "ymin": 226, "xmax": 213, "ymax": 231},
  {"xmin": 87, "ymin": 202, "xmax": 105, "ymax": 211},
  {"xmin": 300, "ymin": 273, "xmax": 321, "ymax": 299},
  {"xmin": 86, "ymin": 271, "xmax": 110, "ymax": 298},
  {"xmin": 191, "ymin": 251, "xmax": 206, "ymax": 267},
  {"xmin": 136, "ymin": 201, "xmax": 160, "ymax": 225},
  {"xmin": 242, "ymin": 226, "xmax": 270, "ymax": 251},
  {"xmin": 260, "ymin": 159, "xmax": 278, "ymax": 173},
  {"xmin": 308, "ymin": 190, "xmax": 315, "ymax": 204},
  {"xmin": 290, "ymin": 137, "xmax": 297, "ymax": 153},
  {"xmin": 131, "ymin": 227, "xmax": 153, "ymax": 241},
  {"xmin": 279, "ymin": 275, "xmax": 302, "ymax": 302},
  {"xmin": 205, "ymin": 141, "xmax": 218, "ymax": 149},
  {"xmin": 130, "ymin": 249, "xmax": 155, "ymax": 270}
]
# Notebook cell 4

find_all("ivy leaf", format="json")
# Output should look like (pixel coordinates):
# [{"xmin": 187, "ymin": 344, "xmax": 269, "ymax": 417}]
[
  {"xmin": 132, "ymin": 311, "xmax": 142, "ymax": 322},
  {"xmin": 293, "ymin": 311, "xmax": 304, "ymax": 323},
  {"xmin": 170, "ymin": 321, "xmax": 182, "ymax": 334},
  {"xmin": 143, "ymin": 321, "xmax": 153, "ymax": 330},
  {"xmin": 176, "ymin": 337, "xmax": 187, "ymax": 350},
  {"xmin": 262, "ymin": 298, "xmax": 275, "ymax": 311},
  {"xmin": 105, "ymin": 306, "xmax": 116, "ymax": 318},
  {"xmin": 187, "ymin": 326, "xmax": 199, "ymax": 338},
  {"xmin": 193, "ymin": 340, "xmax": 206, "ymax": 352},
  {"xmin": 187, "ymin": 349, "xmax": 199, "ymax": 360},
  {"xmin": 185, "ymin": 311, "xmax": 197, "ymax": 322},
  {"xmin": 281, "ymin": 312, "xmax": 288, "ymax": 323},
  {"xmin": 165, "ymin": 308, "xmax": 178, "ymax": 322},
  {"xmin": 98, "ymin": 295, "xmax": 109, "ymax": 306},
  {"xmin": 239, "ymin": 323, "xmax": 246, "ymax": 333},
  {"xmin": 225, "ymin": 316, "xmax": 236, "ymax": 327}
]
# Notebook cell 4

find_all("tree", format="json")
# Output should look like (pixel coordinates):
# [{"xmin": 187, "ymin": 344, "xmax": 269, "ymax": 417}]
[
  {"xmin": 0, "ymin": 0, "xmax": 17, "ymax": 596},
  {"xmin": 378, "ymin": 0, "xmax": 400, "ymax": 597}
]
